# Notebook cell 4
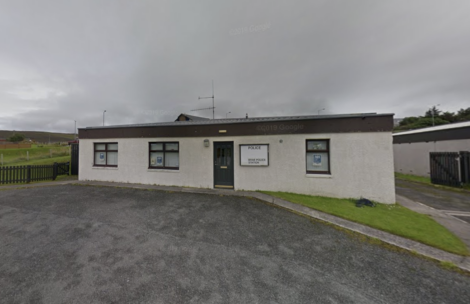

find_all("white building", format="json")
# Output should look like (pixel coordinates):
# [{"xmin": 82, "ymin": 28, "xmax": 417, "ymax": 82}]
[
  {"xmin": 393, "ymin": 121, "xmax": 470, "ymax": 176},
  {"xmin": 78, "ymin": 113, "xmax": 396, "ymax": 204}
]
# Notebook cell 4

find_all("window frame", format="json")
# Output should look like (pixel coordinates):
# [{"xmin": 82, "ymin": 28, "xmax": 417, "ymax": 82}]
[
  {"xmin": 93, "ymin": 142, "xmax": 118, "ymax": 167},
  {"xmin": 306, "ymin": 139, "xmax": 330, "ymax": 174},
  {"xmin": 149, "ymin": 142, "xmax": 180, "ymax": 170}
]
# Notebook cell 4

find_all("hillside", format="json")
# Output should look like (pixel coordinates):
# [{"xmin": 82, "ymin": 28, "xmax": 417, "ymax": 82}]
[{"xmin": 0, "ymin": 130, "xmax": 75, "ymax": 143}]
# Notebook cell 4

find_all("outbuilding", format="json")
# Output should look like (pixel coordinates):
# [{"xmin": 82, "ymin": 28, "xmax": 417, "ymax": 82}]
[
  {"xmin": 393, "ymin": 121, "xmax": 470, "ymax": 177},
  {"xmin": 78, "ymin": 113, "xmax": 396, "ymax": 204}
]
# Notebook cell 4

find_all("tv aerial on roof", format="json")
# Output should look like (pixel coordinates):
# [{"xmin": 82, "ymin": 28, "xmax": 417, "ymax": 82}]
[{"xmin": 192, "ymin": 80, "xmax": 215, "ymax": 119}]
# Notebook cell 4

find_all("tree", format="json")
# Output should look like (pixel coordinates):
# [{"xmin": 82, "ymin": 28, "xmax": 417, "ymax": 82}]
[
  {"xmin": 395, "ymin": 106, "xmax": 470, "ymax": 132},
  {"xmin": 7, "ymin": 133, "xmax": 25, "ymax": 143},
  {"xmin": 399, "ymin": 116, "xmax": 419, "ymax": 127},
  {"xmin": 440, "ymin": 111, "xmax": 456, "ymax": 123},
  {"xmin": 424, "ymin": 106, "xmax": 441, "ymax": 118},
  {"xmin": 456, "ymin": 107, "xmax": 470, "ymax": 121}
]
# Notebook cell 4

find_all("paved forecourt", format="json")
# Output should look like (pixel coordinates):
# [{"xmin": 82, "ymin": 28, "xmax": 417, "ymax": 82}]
[{"xmin": 0, "ymin": 184, "xmax": 470, "ymax": 303}]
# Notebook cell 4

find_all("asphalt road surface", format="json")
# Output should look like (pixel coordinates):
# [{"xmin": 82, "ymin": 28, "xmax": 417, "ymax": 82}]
[
  {"xmin": 1, "ymin": 185, "xmax": 470, "ymax": 303},
  {"xmin": 396, "ymin": 179, "xmax": 470, "ymax": 223}
]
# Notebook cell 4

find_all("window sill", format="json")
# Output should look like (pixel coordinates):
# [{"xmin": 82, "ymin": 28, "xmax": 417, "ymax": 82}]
[
  {"xmin": 147, "ymin": 169, "xmax": 180, "ymax": 173},
  {"xmin": 305, "ymin": 173, "xmax": 332, "ymax": 178},
  {"xmin": 92, "ymin": 166, "xmax": 118, "ymax": 170}
]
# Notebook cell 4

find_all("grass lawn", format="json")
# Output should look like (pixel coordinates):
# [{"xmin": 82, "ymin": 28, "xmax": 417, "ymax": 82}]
[
  {"xmin": 6, "ymin": 155, "xmax": 71, "ymax": 166},
  {"xmin": 395, "ymin": 172, "xmax": 431, "ymax": 184},
  {"xmin": 262, "ymin": 191, "xmax": 469, "ymax": 256},
  {"xmin": 0, "ymin": 146, "xmax": 70, "ymax": 166}
]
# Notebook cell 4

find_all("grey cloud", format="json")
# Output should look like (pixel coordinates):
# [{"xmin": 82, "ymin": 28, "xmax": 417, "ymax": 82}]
[{"xmin": 1, "ymin": 0, "xmax": 470, "ymax": 132}]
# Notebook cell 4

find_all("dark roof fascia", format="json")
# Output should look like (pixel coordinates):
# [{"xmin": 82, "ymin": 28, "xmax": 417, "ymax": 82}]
[
  {"xmin": 79, "ymin": 114, "xmax": 393, "ymax": 139},
  {"xmin": 84, "ymin": 113, "xmax": 393, "ymax": 130}
]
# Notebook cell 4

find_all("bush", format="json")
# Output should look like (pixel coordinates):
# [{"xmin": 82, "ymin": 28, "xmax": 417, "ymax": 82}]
[{"xmin": 7, "ymin": 133, "xmax": 26, "ymax": 143}]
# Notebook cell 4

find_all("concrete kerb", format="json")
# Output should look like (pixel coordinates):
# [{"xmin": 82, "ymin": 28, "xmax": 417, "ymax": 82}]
[{"xmin": 3, "ymin": 179, "xmax": 470, "ymax": 273}]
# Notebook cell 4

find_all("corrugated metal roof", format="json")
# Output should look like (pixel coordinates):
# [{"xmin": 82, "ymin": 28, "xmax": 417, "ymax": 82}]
[
  {"xmin": 393, "ymin": 121, "xmax": 470, "ymax": 136},
  {"xmin": 84, "ymin": 112, "xmax": 393, "ymax": 130}
]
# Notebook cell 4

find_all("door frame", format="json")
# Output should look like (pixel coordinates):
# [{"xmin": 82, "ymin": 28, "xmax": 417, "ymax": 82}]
[{"xmin": 213, "ymin": 141, "xmax": 235, "ymax": 189}]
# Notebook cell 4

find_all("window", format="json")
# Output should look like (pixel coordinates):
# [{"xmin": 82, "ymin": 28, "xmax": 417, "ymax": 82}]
[
  {"xmin": 149, "ymin": 142, "xmax": 179, "ymax": 169},
  {"xmin": 94, "ymin": 143, "xmax": 118, "ymax": 167},
  {"xmin": 306, "ymin": 139, "xmax": 330, "ymax": 174}
]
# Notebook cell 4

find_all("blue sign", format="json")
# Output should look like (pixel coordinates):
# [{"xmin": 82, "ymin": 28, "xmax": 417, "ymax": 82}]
[
  {"xmin": 99, "ymin": 153, "xmax": 104, "ymax": 160},
  {"xmin": 157, "ymin": 156, "xmax": 163, "ymax": 165},
  {"xmin": 313, "ymin": 154, "xmax": 321, "ymax": 166}
]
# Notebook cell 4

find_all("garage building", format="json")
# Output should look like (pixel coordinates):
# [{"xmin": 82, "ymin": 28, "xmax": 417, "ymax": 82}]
[
  {"xmin": 393, "ymin": 121, "xmax": 470, "ymax": 177},
  {"xmin": 78, "ymin": 113, "xmax": 396, "ymax": 204}
]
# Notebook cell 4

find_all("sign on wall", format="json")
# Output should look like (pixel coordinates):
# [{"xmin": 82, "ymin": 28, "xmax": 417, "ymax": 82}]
[{"xmin": 240, "ymin": 144, "xmax": 269, "ymax": 166}]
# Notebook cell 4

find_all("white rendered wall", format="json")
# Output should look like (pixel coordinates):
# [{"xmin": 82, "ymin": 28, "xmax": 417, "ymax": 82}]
[
  {"xmin": 393, "ymin": 139, "xmax": 470, "ymax": 177},
  {"xmin": 79, "ymin": 132, "xmax": 395, "ymax": 204}
]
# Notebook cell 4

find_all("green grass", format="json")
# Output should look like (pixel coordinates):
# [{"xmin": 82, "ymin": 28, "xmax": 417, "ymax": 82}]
[
  {"xmin": 262, "ymin": 191, "xmax": 469, "ymax": 256},
  {"xmin": 5, "ymin": 155, "xmax": 71, "ymax": 166},
  {"xmin": 395, "ymin": 172, "xmax": 470, "ymax": 191},
  {"xmin": 0, "ymin": 146, "xmax": 70, "ymax": 166},
  {"xmin": 395, "ymin": 172, "xmax": 431, "ymax": 184}
]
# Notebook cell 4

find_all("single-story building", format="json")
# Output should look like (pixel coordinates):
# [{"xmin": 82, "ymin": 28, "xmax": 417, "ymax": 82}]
[
  {"xmin": 78, "ymin": 113, "xmax": 396, "ymax": 204},
  {"xmin": 393, "ymin": 121, "xmax": 470, "ymax": 176}
]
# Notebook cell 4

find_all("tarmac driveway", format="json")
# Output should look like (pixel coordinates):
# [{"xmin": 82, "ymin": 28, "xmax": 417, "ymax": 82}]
[
  {"xmin": 396, "ymin": 179, "xmax": 470, "ymax": 223},
  {"xmin": 1, "ymin": 185, "xmax": 470, "ymax": 303}
]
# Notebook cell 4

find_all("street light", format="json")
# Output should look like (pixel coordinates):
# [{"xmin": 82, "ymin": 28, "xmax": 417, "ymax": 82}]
[
  {"xmin": 317, "ymin": 108, "xmax": 325, "ymax": 115},
  {"xmin": 226, "ymin": 111, "xmax": 231, "ymax": 118},
  {"xmin": 103, "ymin": 110, "xmax": 106, "ymax": 126},
  {"xmin": 74, "ymin": 120, "xmax": 77, "ymax": 139}
]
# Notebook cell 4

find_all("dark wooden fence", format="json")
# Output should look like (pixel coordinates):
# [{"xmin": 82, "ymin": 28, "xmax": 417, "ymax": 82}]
[
  {"xmin": 461, "ymin": 151, "xmax": 470, "ymax": 184},
  {"xmin": 430, "ymin": 151, "xmax": 470, "ymax": 187},
  {"xmin": 70, "ymin": 143, "xmax": 79, "ymax": 175},
  {"xmin": 0, "ymin": 162, "xmax": 69, "ymax": 185}
]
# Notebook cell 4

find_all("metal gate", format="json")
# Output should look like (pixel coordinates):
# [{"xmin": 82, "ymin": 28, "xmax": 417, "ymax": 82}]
[
  {"xmin": 461, "ymin": 151, "xmax": 470, "ymax": 184},
  {"xmin": 71, "ymin": 143, "xmax": 79, "ymax": 176},
  {"xmin": 430, "ymin": 151, "xmax": 470, "ymax": 187}
]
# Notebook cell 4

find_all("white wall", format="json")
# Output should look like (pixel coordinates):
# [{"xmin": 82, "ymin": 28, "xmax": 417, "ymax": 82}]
[
  {"xmin": 79, "ymin": 132, "xmax": 396, "ymax": 204},
  {"xmin": 393, "ymin": 139, "xmax": 470, "ymax": 176}
]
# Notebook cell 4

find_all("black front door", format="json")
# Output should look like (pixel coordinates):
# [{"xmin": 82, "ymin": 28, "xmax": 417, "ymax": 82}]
[{"xmin": 214, "ymin": 142, "xmax": 234, "ymax": 189}]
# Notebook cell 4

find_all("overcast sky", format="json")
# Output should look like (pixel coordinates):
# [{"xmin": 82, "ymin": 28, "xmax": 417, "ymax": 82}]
[{"xmin": 1, "ymin": 0, "xmax": 469, "ymax": 133}]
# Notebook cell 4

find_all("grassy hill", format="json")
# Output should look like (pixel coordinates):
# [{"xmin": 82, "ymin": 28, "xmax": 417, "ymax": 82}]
[{"xmin": 0, "ymin": 130, "xmax": 75, "ymax": 143}]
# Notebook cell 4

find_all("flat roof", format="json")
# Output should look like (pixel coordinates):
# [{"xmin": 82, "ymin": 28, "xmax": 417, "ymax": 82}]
[
  {"xmin": 393, "ymin": 121, "xmax": 470, "ymax": 144},
  {"xmin": 83, "ymin": 113, "xmax": 393, "ymax": 130},
  {"xmin": 393, "ymin": 121, "xmax": 470, "ymax": 136}
]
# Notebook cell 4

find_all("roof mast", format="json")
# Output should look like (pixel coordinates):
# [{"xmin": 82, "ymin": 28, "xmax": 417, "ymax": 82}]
[{"xmin": 192, "ymin": 80, "xmax": 215, "ymax": 119}]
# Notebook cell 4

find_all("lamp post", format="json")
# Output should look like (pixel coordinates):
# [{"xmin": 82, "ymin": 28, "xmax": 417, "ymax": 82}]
[
  {"xmin": 74, "ymin": 120, "xmax": 77, "ymax": 139},
  {"xmin": 317, "ymin": 108, "xmax": 325, "ymax": 115},
  {"xmin": 226, "ymin": 111, "xmax": 231, "ymax": 118},
  {"xmin": 103, "ymin": 110, "xmax": 106, "ymax": 126}
]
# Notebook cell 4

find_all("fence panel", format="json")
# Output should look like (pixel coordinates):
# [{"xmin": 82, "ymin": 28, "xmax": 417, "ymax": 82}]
[
  {"xmin": 460, "ymin": 151, "xmax": 470, "ymax": 184},
  {"xmin": 430, "ymin": 152, "xmax": 461, "ymax": 187},
  {"xmin": 71, "ymin": 143, "xmax": 79, "ymax": 175},
  {"xmin": 0, "ymin": 162, "xmax": 69, "ymax": 185}
]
